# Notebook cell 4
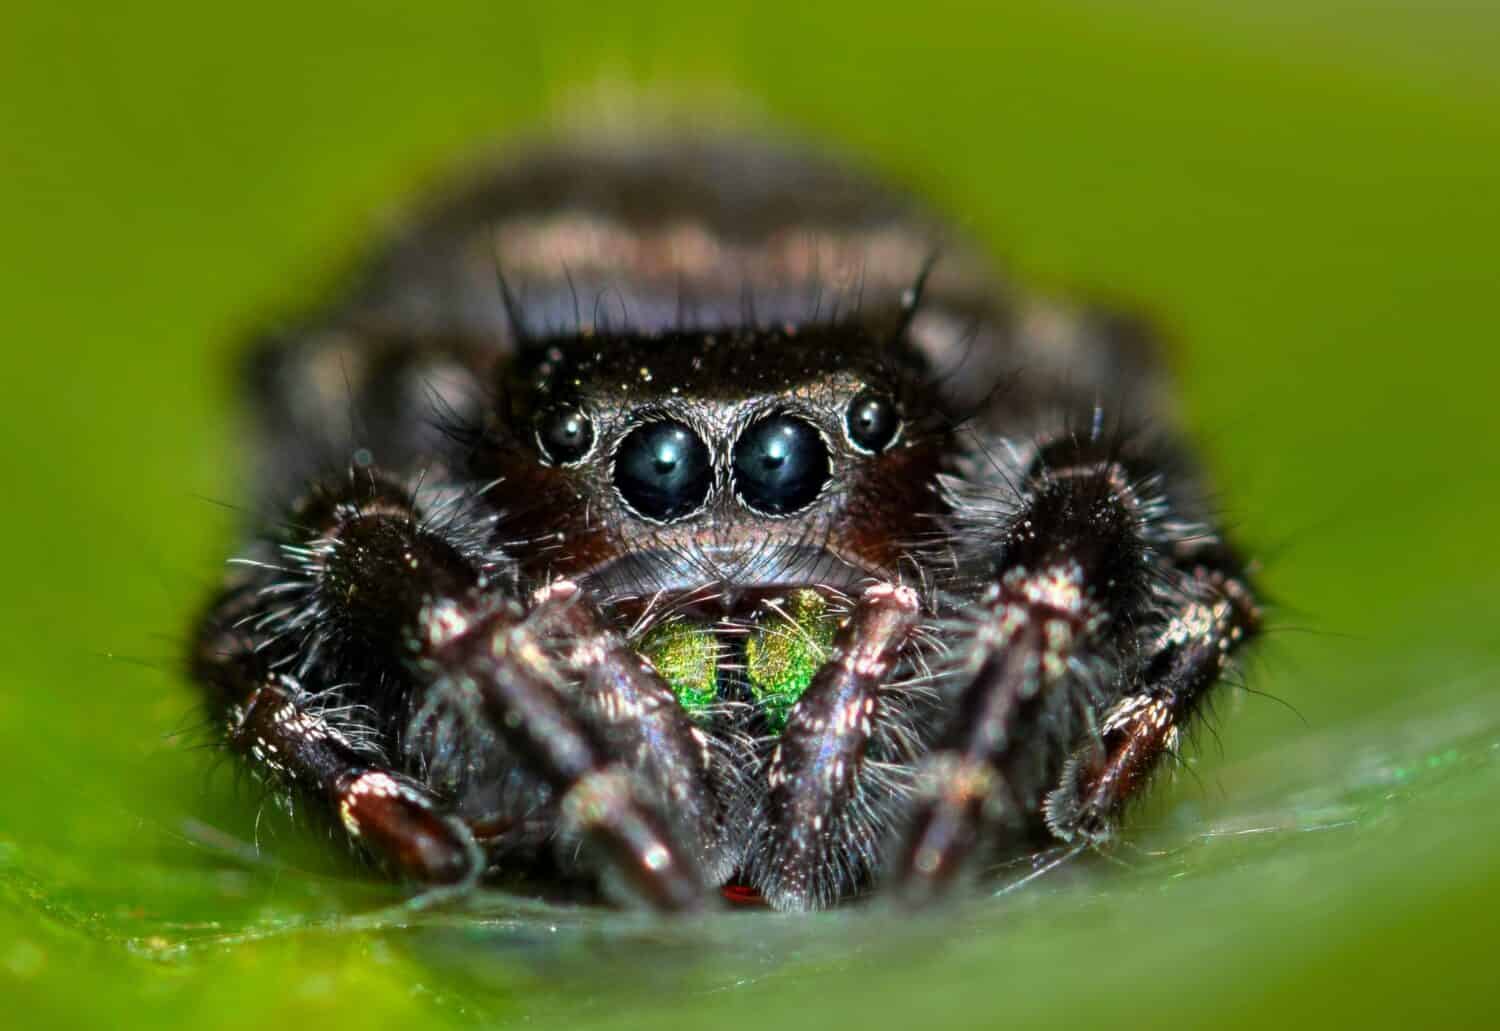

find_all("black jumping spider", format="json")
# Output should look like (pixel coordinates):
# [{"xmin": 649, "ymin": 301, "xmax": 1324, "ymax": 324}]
[{"xmin": 192, "ymin": 133, "xmax": 1260, "ymax": 912}]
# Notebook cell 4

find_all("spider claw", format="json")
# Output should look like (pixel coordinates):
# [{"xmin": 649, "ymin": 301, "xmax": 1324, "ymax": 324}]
[{"xmin": 334, "ymin": 769, "xmax": 483, "ymax": 887}]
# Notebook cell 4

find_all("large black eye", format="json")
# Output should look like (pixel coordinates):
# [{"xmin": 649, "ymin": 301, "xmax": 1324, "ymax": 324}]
[
  {"xmin": 845, "ymin": 391, "xmax": 901, "ymax": 454},
  {"xmin": 614, "ymin": 420, "xmax": 713, "ymax": 521},
  {"xmin": 535, "ymin": 406, "xmax": 595, "ymax": 465},
  {"xmin": 733, "ymin": 414, "xmax": 830, "ymax": 516}
]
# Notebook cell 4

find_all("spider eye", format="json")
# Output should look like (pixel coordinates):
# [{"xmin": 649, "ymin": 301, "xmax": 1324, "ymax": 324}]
[
  {"xmin": 535, "ymin": 406, "xmax": 595, "ymax": 465},
  {"xmin": 845, "ymin": 391, "xmax": 901, "ymax": 454},
  {"xmin": 614, "ymin": 420, "xmax": 713, "ymax": 522},
  {"xmin": 733, "ymin": 414, "xmax": 830, "ymax": 516}
]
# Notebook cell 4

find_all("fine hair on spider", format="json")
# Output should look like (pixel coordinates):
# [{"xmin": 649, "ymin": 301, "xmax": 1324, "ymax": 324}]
[{"xmin": 190, "ymin": 130, "xmax": 1262, "ymax": 913}]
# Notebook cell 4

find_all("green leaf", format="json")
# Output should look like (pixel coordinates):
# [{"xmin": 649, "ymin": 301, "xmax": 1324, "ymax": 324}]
[{"xmin": 3, "ymin": 2, "xmax": 1498, "ymax": 1027}]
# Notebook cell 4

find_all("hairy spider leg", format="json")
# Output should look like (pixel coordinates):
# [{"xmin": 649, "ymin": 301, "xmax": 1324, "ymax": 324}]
[
  {"xmin": 744, "ymin": 582, "xmax": 922, "ymax": 911},
  {"xmin": 197, "ymin": 469, "xmax": 723, "ymax": 911},
  {"xmin": 193, "ymin": 587, "xmax": 483, "ymax": 885},
  {"xmin": 526, "ymin": 578, "xmax": 734, "ymax": 884},
  {"xmin": 890, "ymin": 433, "xmax": 1260, "ymax": 901},
  {"xmin": 1043, "ymin": 565, "xmax": 1259, "ymax": 844}
]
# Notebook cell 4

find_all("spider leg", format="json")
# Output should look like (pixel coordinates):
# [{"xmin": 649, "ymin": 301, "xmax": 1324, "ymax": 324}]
[
  {"xmin": 193, "ymin": 588, "xmax": 483, "ymax": 885},
  {"xmin": 746, "ymin": 582, "xmax": 921, "ymax": 912},
  {"xmin": 889, "ymin": 439, "xmax": 1182, "ymax": 902},
  {"xmin": 197, "ymin": 469, "xmax": 719, "ymax": 911},
  {"xmin": 521, "ymin": 579, "xmax": 732, "ymax": 884},
  {"xmin": 1042, "ymin": 564, "xmax": 1260, "ymax": 843}
]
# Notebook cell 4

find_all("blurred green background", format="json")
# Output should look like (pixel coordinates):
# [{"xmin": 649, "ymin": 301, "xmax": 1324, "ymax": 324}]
[{"xmin": 2, "ymin": 1, "xmax": 1497, "ymax": 1027}]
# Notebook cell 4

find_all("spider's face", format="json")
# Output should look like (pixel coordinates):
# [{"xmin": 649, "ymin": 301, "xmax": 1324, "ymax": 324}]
[{"xmin": 482, "ymin": 324, "xmax": 946, "ymax": 605}]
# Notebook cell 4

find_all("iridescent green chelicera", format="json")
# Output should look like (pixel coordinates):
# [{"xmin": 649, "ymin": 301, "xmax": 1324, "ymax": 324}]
[
  {"xmin": 746, "ymin": 589, "xmax": 836, "ymax": 732},
  {"xmin": 640, "ymin": 618, "xmax": 719, "ymax": 715},
  {"xmin": 639, "ymin": 590, "xmax": 838, "ymax": 732}
]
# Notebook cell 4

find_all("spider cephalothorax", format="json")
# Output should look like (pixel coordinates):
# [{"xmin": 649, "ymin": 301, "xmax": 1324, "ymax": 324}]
[{"xmin": 192, "ymin": 133, "xmax": 1260, "ymax": 912}]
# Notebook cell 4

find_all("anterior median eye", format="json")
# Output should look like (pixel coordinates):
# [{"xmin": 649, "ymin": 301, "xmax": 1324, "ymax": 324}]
[
  {"xmin": 613, "ymin": 419, "xmax": 713, "ymax": 521},
  {"xmin": 732, "ymin": 414, "xmax": 830, "ymax": 516},
  {"xmin": 535, "ymin": 406, "xmax": 595, "ymax": 465}
]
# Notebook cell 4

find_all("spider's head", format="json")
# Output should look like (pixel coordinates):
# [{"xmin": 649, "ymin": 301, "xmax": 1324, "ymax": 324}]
[{"xmin": 480, "ymin": 325, "xmax": 946, "ymax": 607}]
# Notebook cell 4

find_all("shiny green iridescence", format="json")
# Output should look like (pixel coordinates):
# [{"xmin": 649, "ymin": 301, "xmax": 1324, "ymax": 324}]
[
  {"xmin": 638, "ymin": 590, "xmax": 838, "ymax": 733},
  {"xmin": 640, "ymin": 619, "xmax": 719, "ymax": 714},
  {"xmin": 746, "ymin": 590, "xmax": 836, "ymax": 733}
]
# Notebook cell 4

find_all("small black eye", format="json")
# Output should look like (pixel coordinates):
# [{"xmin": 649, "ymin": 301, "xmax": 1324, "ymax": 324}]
[
  {"xmin": 614, "ymin": 420, "xmax": 713, "ymax": 522},
  {"xmin": 845, "ymin": 391, "xmax": 901, "ymax": 454},
  {"xmin": 535, "ymin": 406, "xmax": 595, "ymax": 465},
  {"xmin": 733, "ymin": 414, "xmax": 830, "ymax": 516}
]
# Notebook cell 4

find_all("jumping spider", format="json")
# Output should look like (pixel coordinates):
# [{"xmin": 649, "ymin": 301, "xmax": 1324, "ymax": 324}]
[{"xmin": 192, "ymin": 133, "xmax": 1260, "ymax": 912}]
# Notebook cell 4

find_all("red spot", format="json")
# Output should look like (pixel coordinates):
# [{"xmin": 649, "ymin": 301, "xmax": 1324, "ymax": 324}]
[{"xmin": 721, "ymin": 883, "xmax": 766, "ymax": 907}]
